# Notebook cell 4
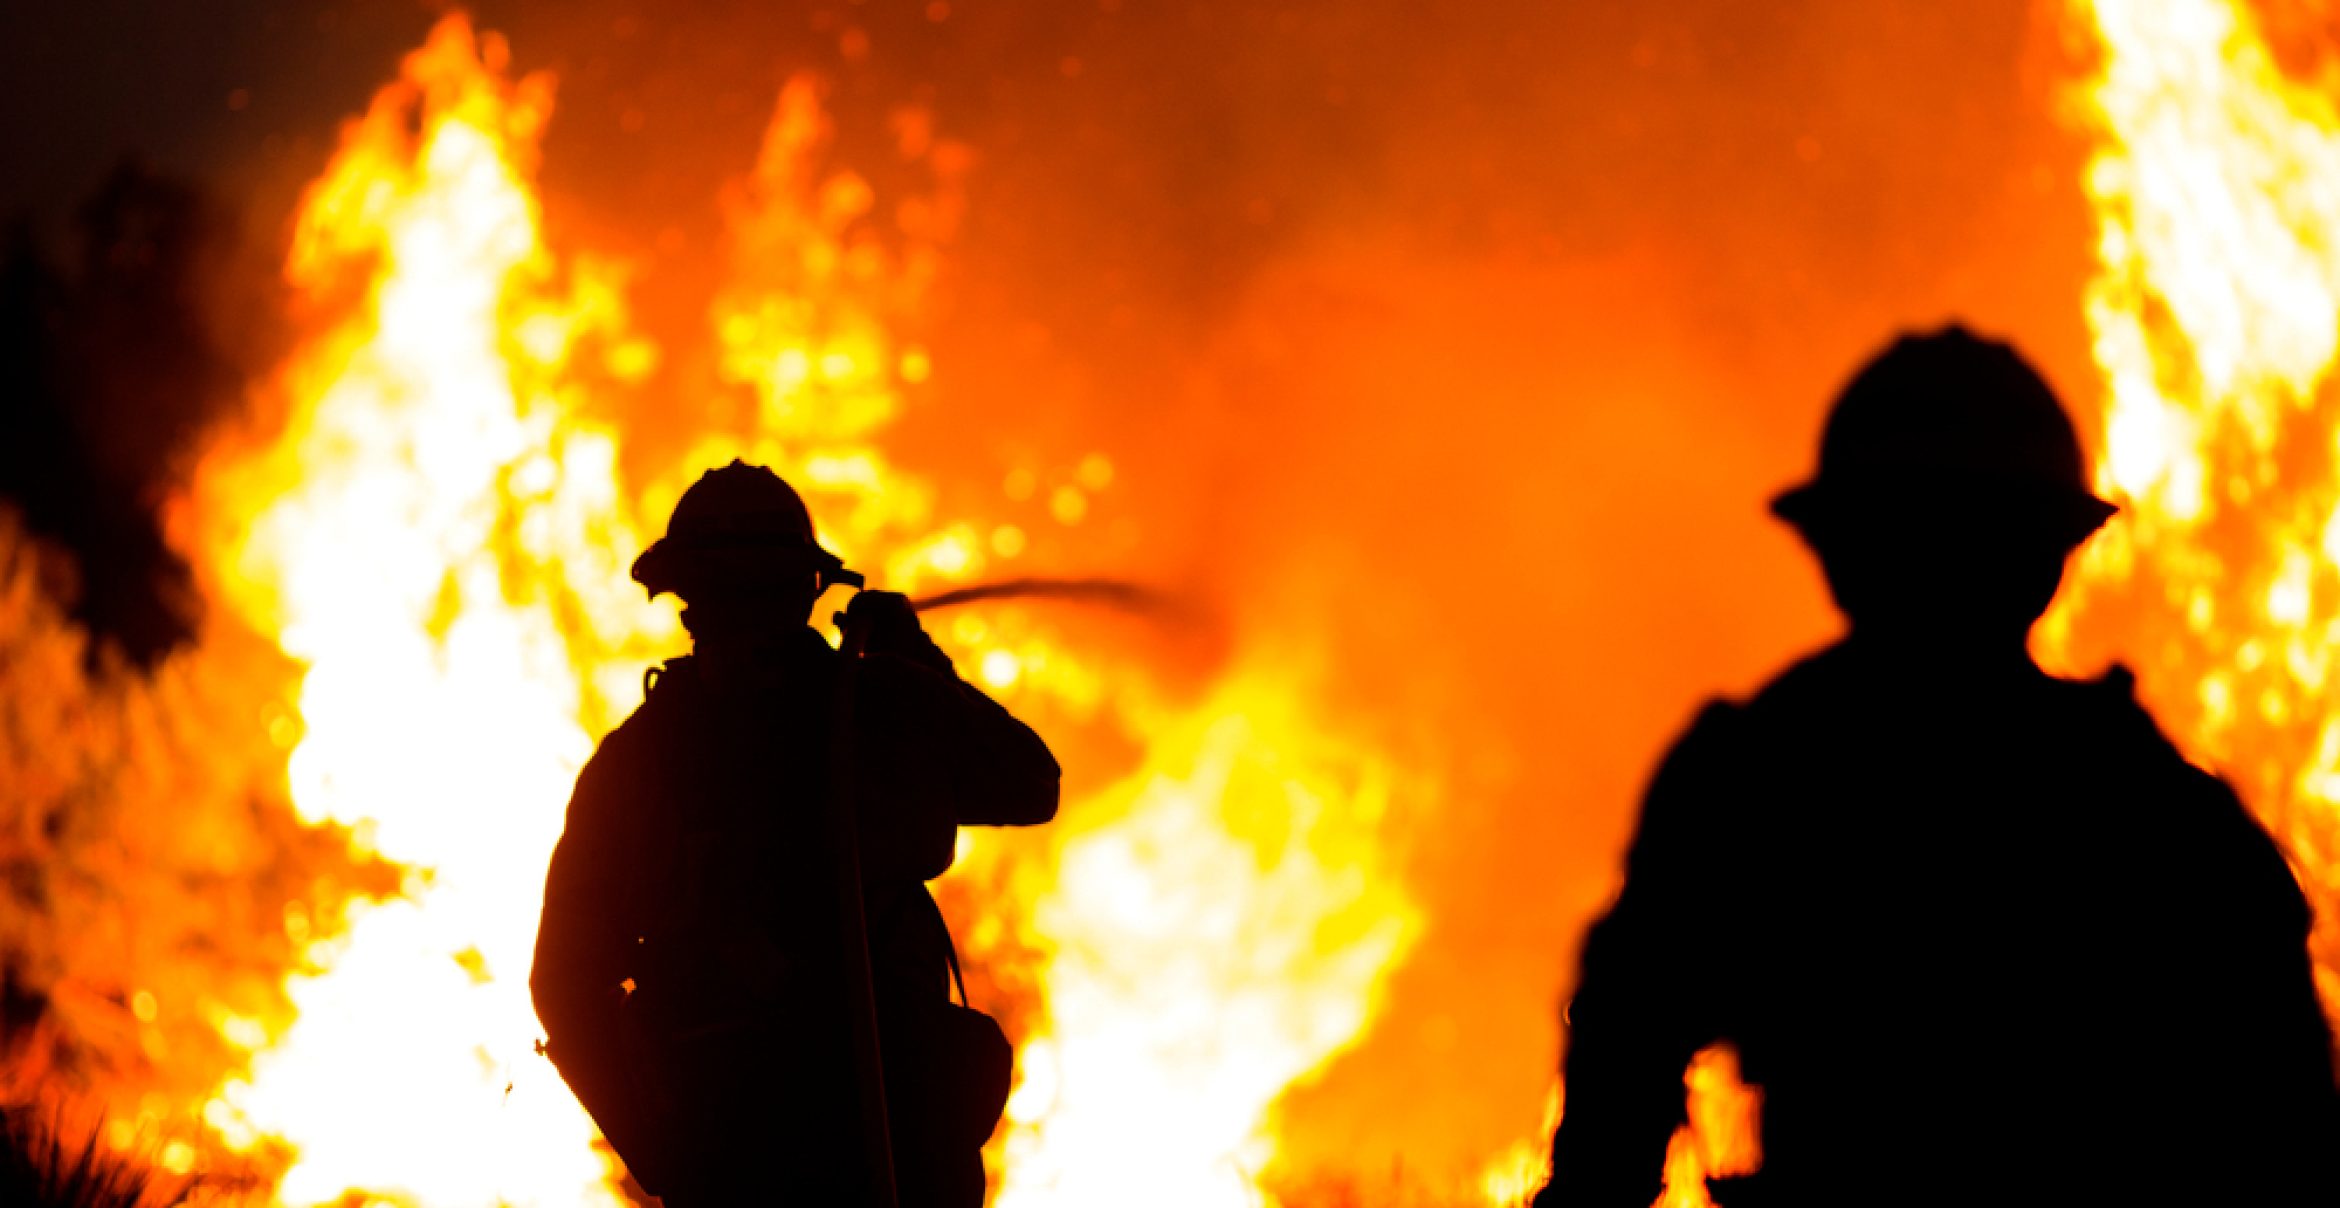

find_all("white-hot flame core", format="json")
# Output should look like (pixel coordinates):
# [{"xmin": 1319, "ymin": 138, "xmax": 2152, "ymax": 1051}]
[
  {"xmin": 995, "ymin": 691, "xmax": 1418, "ymax": 1207},
  {"xmin": 2054, "ymin": 0, "xmax": 2340, "ymax": 855},
  {"xmin": 196, "ymin": 19, "xmax": 652, "ymax": 1206}
]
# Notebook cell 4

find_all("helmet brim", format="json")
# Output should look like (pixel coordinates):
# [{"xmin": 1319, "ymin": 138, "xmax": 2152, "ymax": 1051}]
[
  {"xmin": 1770, "ymin": 478, "xmax": 2118, "ymax": 549},
  {"xmin": 632, "ymin": 534, "xmax": 846, "ymax": 600}
]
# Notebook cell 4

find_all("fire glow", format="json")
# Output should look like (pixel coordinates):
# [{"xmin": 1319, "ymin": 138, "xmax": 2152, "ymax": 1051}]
[
  {"xmin": 8, "ymin": 0, "xmax": 2338, "ymax": 1204},
  {"xmin": 178, "ymin": 13, "xmax": 1419, "ymax": 1206},
  {"xmin": 2044, "ymin": 0, "xmax": 2340, "ymax": 988}
]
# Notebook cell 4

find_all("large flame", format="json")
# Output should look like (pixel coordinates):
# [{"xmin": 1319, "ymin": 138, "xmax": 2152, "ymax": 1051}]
[
  {"xmin": 992, "ymin": 667, "xmax": 1418, "ymax": 1207},
  {"xmin": 2045, "ymin": 0, "xmax": 2340, "ymax": 976},
  {"xmin": 171, "ymin": 12, "xmax": 1423, "ymax": 1205},
  {"xmin": 188, "ymin": 18, "xmax": 664, "ymax": 1205}
]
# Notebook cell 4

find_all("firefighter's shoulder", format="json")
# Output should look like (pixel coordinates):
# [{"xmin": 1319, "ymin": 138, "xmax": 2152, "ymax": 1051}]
[
  {"xmin": 639, "ymin": 653, "xmax": 699, "ymax": 705},
  {"xmin": 1633, "ymin": 646, "xmax": 1855, "ymax": 828},
  {"xmin": 1664, "ymin": 699, "xmax": 1746, "ymax": 765},
  {"xmin": 2068, "ymin": 663, "xmax": 2309, "ymax": 919},
  {"xmin": 1656, "ymin": 642, "xmax": 1840, "ymax": 773},
  {"xmin": 1637, "ymin": 697, "xmax": 1750, "ymax": 818},
  {"xmin": 569, "ymin": 657, "xmax": 698, "ymax": 806},
  {"xmin": 604, "ymin": 657, "xmax": 696, "ymax": 749},
  {"xmin": 2063, "ymin": 662, "xmax": 2221, "ymax": 799}
]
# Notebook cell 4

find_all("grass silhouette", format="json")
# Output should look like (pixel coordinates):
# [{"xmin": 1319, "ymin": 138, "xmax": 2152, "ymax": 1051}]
[{"xmin": 0, "ymin": 1104, "xmax": 200, "ymax": 1208}]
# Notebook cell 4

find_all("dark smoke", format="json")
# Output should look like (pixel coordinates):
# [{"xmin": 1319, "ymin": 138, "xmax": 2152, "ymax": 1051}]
[{"xmin": 0, "ymin": 162, "xmax": 278, "ymax": 665}]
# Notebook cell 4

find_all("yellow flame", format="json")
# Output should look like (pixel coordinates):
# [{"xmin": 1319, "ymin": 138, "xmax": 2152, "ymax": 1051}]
[
  {"xmin": 993, "ymin": 665, "xmax": 1421, "ymax": 1207},
  {"xmin": 1651, "ymin": 1044, "xmax": 1761, "ymax": 1207},
  {"xmin": 2047, "ymin": 0, "xmax": 2340, "ymax": 927},
  {"xmin": 190, "ymin": 16, "xmax": 662, "ymax": 1204},
  {"xmin": 1475, "ymin": 1082, "xmax": 1562, "ymax": 1207}
]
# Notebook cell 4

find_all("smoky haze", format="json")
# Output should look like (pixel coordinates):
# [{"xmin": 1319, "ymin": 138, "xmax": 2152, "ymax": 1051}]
[{"xmin": 2, "ymin": 0, "xmax": 2103, "ymax": 1185}]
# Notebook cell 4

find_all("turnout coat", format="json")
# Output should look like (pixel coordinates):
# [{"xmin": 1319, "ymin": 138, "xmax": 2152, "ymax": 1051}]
[
  {"xmin": 532, "ymin": 627, "xmax": 1058, "ymax": 1206},
  {"xmin": 1540, "ymin": 641, "xmax": 2340, "ymax": 1208}
]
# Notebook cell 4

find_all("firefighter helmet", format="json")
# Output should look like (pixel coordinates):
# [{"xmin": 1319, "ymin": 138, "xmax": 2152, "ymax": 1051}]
[
  {"xmin": 631, "ymin": 460, "xmax": 845, "ymax": 600},
  {"xmin": 1771, "ymin": 325, "xmax": 2117, "ymax": 549}
]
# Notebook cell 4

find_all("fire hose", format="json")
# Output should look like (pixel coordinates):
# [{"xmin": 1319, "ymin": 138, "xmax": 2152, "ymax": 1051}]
[
  {"xmin": 908, "ymin": 575, "xmax": 1171, "ymax": 615},
  {"xmin": 822, "ymin": 568, "xmax": 1173, "ymax": 616},
  {"xmin": 820, "ymin": 571, "xmax": 1155, "ymax": 1207}
]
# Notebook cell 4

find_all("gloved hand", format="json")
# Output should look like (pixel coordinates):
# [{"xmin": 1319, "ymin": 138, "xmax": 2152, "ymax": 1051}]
[{"xmin": 840, "ymin": 589, "xmax": 954, "ymax": 674}]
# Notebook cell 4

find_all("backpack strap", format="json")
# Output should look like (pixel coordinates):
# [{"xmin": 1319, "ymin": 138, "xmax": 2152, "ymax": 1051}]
[
  {"xmin": 642, "ymin": 653, "xmax": 694, "ymax": 700},
  {"xmin": 915, "ymin": 888, "xmax": 972, "ymax": 1009}
]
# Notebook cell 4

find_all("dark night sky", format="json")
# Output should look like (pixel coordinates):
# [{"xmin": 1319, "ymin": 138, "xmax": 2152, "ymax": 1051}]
[{"xmin": 3, "ymin": 3, "xmax": 414, "ymax": 229}]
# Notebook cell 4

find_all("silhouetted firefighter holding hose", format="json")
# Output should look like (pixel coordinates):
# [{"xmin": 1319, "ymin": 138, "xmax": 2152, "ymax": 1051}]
[
  {"xmin": 532, "ymin": 460, "xmax": 1058, "ymax": 1207},
  {"xmin": 1536, "ymin": 328, "xmax": 2340, "ymax": 1208}
]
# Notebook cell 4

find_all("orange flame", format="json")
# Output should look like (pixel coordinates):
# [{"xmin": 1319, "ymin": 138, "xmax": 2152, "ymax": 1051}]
[{"xmin": 2046, "ymin": 0, "xmax": 2340, "ymax": 977}]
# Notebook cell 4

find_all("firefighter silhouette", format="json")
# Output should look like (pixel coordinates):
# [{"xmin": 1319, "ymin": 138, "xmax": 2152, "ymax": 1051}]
[
  {"xmin": 533, "ymin": 461, "xmax": 1058, "ymax": 1207},
  {"xmin": 1535, "ymin": 328, "xmax": 2340, "ymax": 1207}
]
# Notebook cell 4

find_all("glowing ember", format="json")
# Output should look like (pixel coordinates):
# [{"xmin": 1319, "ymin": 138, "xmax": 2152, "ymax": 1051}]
[{"xmin": 2044, "ymin": 0, "xmax": 2340, "ymax": 975}]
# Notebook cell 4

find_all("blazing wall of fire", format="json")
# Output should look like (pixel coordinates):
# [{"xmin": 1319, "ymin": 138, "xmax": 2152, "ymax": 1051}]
[{"xmin": 1, "ymin": 0, "xmax": 2335, "ymax": 1204}]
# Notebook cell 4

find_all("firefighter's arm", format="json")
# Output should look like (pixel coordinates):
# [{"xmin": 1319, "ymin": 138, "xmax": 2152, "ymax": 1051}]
[
  {"xmin": 530, "ymin": 735, "xmax": 645, "ymax": 1047},
  {"xmin": 848, "ymin": 590, "xmax": 1061, "ymax": 829},
  {"xmin": 1538, "ymin": 702, "xmax": 1738, "ymax": 1208},
  {"xmin": 929, "ymin": 675, "xmax": 1060, "ymax": 826}
]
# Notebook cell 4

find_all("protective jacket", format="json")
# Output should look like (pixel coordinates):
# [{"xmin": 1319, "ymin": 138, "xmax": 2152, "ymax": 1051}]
[
  {"xmin": 532, "ymin": 627, "xmax": 1058, "ymax": 1207},
  {"xmin": 1539, "ymin": 640, "xmax": 2340, "ymax": 1207}
]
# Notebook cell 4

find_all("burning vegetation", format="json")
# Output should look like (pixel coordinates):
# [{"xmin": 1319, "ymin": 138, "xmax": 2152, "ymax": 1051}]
[
  {"xmin": 0, "ymin": 0, "xmax": 2336, "ymax": 1204},
  {"xmin": 11, "ymin": 12, "xmax": 1422, "ymax": 1205},
  {"xmin": 2043, "ymin": 0, "xmax": 2340, "ymax": 985}
]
